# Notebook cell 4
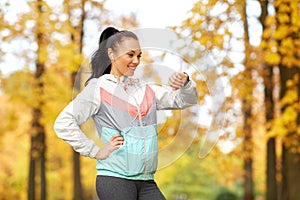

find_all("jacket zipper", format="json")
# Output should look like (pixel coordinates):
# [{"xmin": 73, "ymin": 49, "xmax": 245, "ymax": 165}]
[
  {"xmin": 136, "ymin": 102, "xmax": 147, "ymax": 179},
  {"xmin": 124, "ymin": 79, "xmax": 147, "ymax": 179}
]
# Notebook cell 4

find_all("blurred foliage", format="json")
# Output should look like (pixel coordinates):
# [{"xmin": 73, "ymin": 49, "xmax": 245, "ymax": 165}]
[
  {"xmin": 0, "ymin": 0, "xmax": 300, "ymax": 199},
  {"xmin": 262, "ymin": 0, "xmax": 300, "ymax": 148},
  {"xmin": 214, "ymin": 187, "xmax": 239, "ymax": 200}
]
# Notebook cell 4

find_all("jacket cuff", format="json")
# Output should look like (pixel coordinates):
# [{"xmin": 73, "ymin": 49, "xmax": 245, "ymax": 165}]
[
  {"xmin": 182, "ymin": 78, "xmax": 192, "ymax": 88},
  {"xmin": 89, "ymin": 145, "xmax": 100, "ymax": 158}
]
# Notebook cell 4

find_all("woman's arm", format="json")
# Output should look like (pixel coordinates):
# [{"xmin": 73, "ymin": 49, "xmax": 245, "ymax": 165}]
[
  {"xmin": 152, "ymin": 72, "xmax": 198, "ymax": 110},
  {"xmin": 53, "ymin": 78, "xmax": 101, "ymax": 158}
]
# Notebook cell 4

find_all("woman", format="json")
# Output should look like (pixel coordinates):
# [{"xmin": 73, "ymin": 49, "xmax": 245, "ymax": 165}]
[{"xmin": 54, "ymin": 27, "xmax": 198, "ymax": 200}]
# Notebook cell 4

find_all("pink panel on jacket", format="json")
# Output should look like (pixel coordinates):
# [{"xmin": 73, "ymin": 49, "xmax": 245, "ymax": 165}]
[{"xmin": 100, "ymin": 85, "xmax": 155, "ymax": 119}]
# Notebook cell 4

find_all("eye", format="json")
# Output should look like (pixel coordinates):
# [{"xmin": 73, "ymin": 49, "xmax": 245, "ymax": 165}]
[{"xmin": 128, "ymin": 53, "xmax": 134, "ymax": 57}]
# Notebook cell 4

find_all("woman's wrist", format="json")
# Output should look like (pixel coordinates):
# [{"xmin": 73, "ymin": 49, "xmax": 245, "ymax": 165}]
[
  {"xmin": 183, "ymin": 72, "xmax": 190, "ymax": 86},
  {"xmin": 94, "ymin": 150, "xmax": 103, "ymax": 160}
]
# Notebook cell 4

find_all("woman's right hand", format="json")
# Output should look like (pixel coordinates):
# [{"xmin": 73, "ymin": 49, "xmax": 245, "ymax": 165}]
[
  {"xmin": 168, "ymin": 72, "xmax": 188, "ymax": 90},
  {"xmin": 94, "ymin": 134, "xmax": 124, "ymax": 160}
]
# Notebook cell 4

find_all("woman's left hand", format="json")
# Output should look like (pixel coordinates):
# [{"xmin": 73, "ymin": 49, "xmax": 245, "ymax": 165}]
[
  {"xmin": 94, "ymin": 134, "xmax": 124, "ymax": 160},
  {"xmin": 168, "ymin": 72, "xmax": 188, "ymax": 90}
]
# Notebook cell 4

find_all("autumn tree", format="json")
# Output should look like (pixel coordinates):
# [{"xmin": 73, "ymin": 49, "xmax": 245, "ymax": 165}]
[
  {"xmin": 63, "ymin": 1, "xmax": 89, "ymax": 199},
  {"xmin": 0, "ymin": 71, "xmax": 35, "ymax": 199},
  {"xmin": 258, "ymin": 0, "xmax": 279, "ymax": 199},
  {"xmin": 0, "ymin": 0, "xmax": 48, "ymax": 198},
  {"xmin": 239, "ymin": 0, "xmax": 255, "ymax": 199},
  {"xmin": 171, "ymin": 0, "xmax": 253, "ymax": 198},
  {"xmin": 171, "ymin": 0, "xmax": 273, "ymax": 199},
  {"xmin": 1, "ymin": 0, "xmax": 52, "ymax": 198},
  {"xmin": 27, "ymin": 1, "xmax": 51, "ymax": 199},
  {"xmin": 274, "ymin": 1, "xmax": 300, "ymax": 199},
  {"xmin": 262, "ymin": 0, "xmax": 300, "ymax": 199}
]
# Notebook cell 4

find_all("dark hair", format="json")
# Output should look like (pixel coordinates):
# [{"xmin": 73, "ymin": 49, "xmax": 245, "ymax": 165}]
[{"xmin": 85, "ymin": 27, "xmax": 139, "ymax": 85}]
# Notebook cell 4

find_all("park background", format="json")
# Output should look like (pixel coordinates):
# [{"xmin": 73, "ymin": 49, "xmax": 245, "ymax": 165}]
[{"xmin": 0, "ymin": 0, "xmax": 299, "ymax": 199}]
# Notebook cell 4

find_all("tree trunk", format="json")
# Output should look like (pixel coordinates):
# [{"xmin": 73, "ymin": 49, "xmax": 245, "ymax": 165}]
[
  {"xmin": 279, "ymin": 66, "xmax": 300, "ymax": 200},
  {"xmin": 28, "ymin": 109, "xmax": 46, "ymax": 200},
  {"xmin": 28, "ymin": 0, "xmax": 47, "ymax": 199},
  {"xmin": 241, "ymin": 1, "xmax": 254, "ymax": 199},
  {"xmin": 67, "ymin": 0, "xmax": 86, "ymax": 199},
  {"xmin": 275, "ymin": 1, "xmax": 300, "ymax": 199},
  {"xmin": 242, "ymin": 97, "xmax": 254, "ymax": 200},
  {"xmin": 73, "ymin": 152, "xmax": 84, "ymax": 200},
  {"xmin": 72, "ymin": 70, "xmax": 84, "ymax": 200},
  {"xmin": 266, "ymin": 138, "xmax": 278, "ymax": 200},
  {"xmin": 258, "ymin": 0, "xmax": 279, "ymax": 197},
  {"xmin": 281, "ymin": 146, "xmax": 300, "ymax": 200}
]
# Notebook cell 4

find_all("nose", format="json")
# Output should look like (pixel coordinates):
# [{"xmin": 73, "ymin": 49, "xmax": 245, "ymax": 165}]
[{"xmin": 132, "ymin": 56, "xmax": 140, "ymax": 64}]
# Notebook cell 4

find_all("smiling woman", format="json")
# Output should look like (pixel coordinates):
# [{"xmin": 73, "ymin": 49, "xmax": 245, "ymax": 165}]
[
  {"xmin": 107, "ymin": 34, "xmax": 142, "ymax": 77},
  {"xmin": 53, "ymin": 26, "xmax": 198, "ymax": 200},
  {"xmin": 85, "ymin": 27, "xmax": 142, "ymax": 84}
]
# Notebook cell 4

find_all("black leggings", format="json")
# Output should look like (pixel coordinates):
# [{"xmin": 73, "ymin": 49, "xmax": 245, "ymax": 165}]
[{"xmin": 96, "ymin": 175, "xmax": 166, "ymax": 200}]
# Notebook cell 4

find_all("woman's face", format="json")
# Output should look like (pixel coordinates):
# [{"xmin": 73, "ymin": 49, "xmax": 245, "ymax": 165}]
[{"xmin": 109, "ymin": 37, "xmax": 142, "ymax": 77}]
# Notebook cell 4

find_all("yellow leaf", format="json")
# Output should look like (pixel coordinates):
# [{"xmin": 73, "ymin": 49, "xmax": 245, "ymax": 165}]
[
  {"xmin": 265, "ymin": 16, "xmax": 276, "ymax": 27},
  {"xmin": 260, "ymin": 40, "xmax": 267, "ymax": 49},
  {"xmin": 280, "ymin": 88, "xmax": 298, "ymax": 106},
  {"xmin": 274, "ymin": 25, "xmax": 290, "ymax": 40},
  {"xmin": 277, "ymin": 4, "xmax": 291, "ymax": 13},
  {"xmin": 281, "ymin": 56, "xmax": 295, "ymax": 68},
  {"xmin": 199, "ymin": 35, "xmax": 209, "ymax": 46},
  {"xmin": 282, "ymin": 106, "xmax": 298, "ymax": 125},
  {"xmin": 262, "ymin": 29, "xmax": 272, "ymax": 39},
  {"xmin": 279, "ymin": 37, "xmax": 294, "ymax": 55},
  {"xmin": 267, "ymin": 118, "xmax": 288, "ymax": 138},
  {"xmin": 213, "ymin": 34, "xmax": 224, "ymax": 48},
  {"xmin": 292, "ymin": 16, "xmax": 300, "ymax": 28},
  {"xmin": 277, "ymin": 13, "xmax": 290, "ymax": 24},
  {"xmin": 264, "ymin": 52, "xmax": 281, "ymax": 65}
]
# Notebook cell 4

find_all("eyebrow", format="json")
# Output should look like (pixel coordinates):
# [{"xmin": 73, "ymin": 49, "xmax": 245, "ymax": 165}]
[{"xmin": 128, "ymin": 49, "xmax": 142, "ymax": 55}]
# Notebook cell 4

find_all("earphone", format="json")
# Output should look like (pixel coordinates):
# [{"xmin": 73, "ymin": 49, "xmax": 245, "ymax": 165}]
[{"xmin": 110, "ymin": 53, "xmax": 115, "ymax": 61}]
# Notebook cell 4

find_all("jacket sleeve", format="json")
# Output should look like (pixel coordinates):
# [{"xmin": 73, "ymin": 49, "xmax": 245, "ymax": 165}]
[
  {"xmin": 151, "ymin": 80, "xmax": 198, "ymax": 110},
  {"xmin": 53, "ymin": 78, "xmax": 101, "ymax": 158}
]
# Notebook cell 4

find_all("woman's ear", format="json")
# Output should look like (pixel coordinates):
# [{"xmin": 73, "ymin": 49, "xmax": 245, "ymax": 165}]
[{"xmin": 107, "ymin": 48, "xmax": 114, "ymax": 61}]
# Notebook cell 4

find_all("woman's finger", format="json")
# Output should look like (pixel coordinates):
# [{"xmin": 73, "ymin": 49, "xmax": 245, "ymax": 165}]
[
  {"xmin": 109, "ymin": 134, "xmax": 124, "ymax": 146},
  {"xmin": 169, "ymin": 78, "xmax": 183, "ymax": 89},
  {"xmin": 169, "ymin": 72, "xmax": 188, "ymax": 90},
  {"xmin": 111, "ymin": 133, "xmax": 122, "ymax": 139},
  {"xmin": 113, "ymin": 138, "xmax": 124, "ymax": 144},
  {"xmin": 110, "ymin": 134, "xmax": 122, "ymax": 142}
]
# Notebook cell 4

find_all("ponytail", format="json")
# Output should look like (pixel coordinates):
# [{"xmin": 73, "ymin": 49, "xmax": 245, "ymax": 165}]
[{"xmin": 85, "ymin": 27, "xmax": 119, "ymax": 85}]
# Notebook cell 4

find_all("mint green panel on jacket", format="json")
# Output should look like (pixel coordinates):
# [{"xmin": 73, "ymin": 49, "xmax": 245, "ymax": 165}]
[{"xmin": 96, "ymin": 125, "xmax": 158, "ymax": 179}]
